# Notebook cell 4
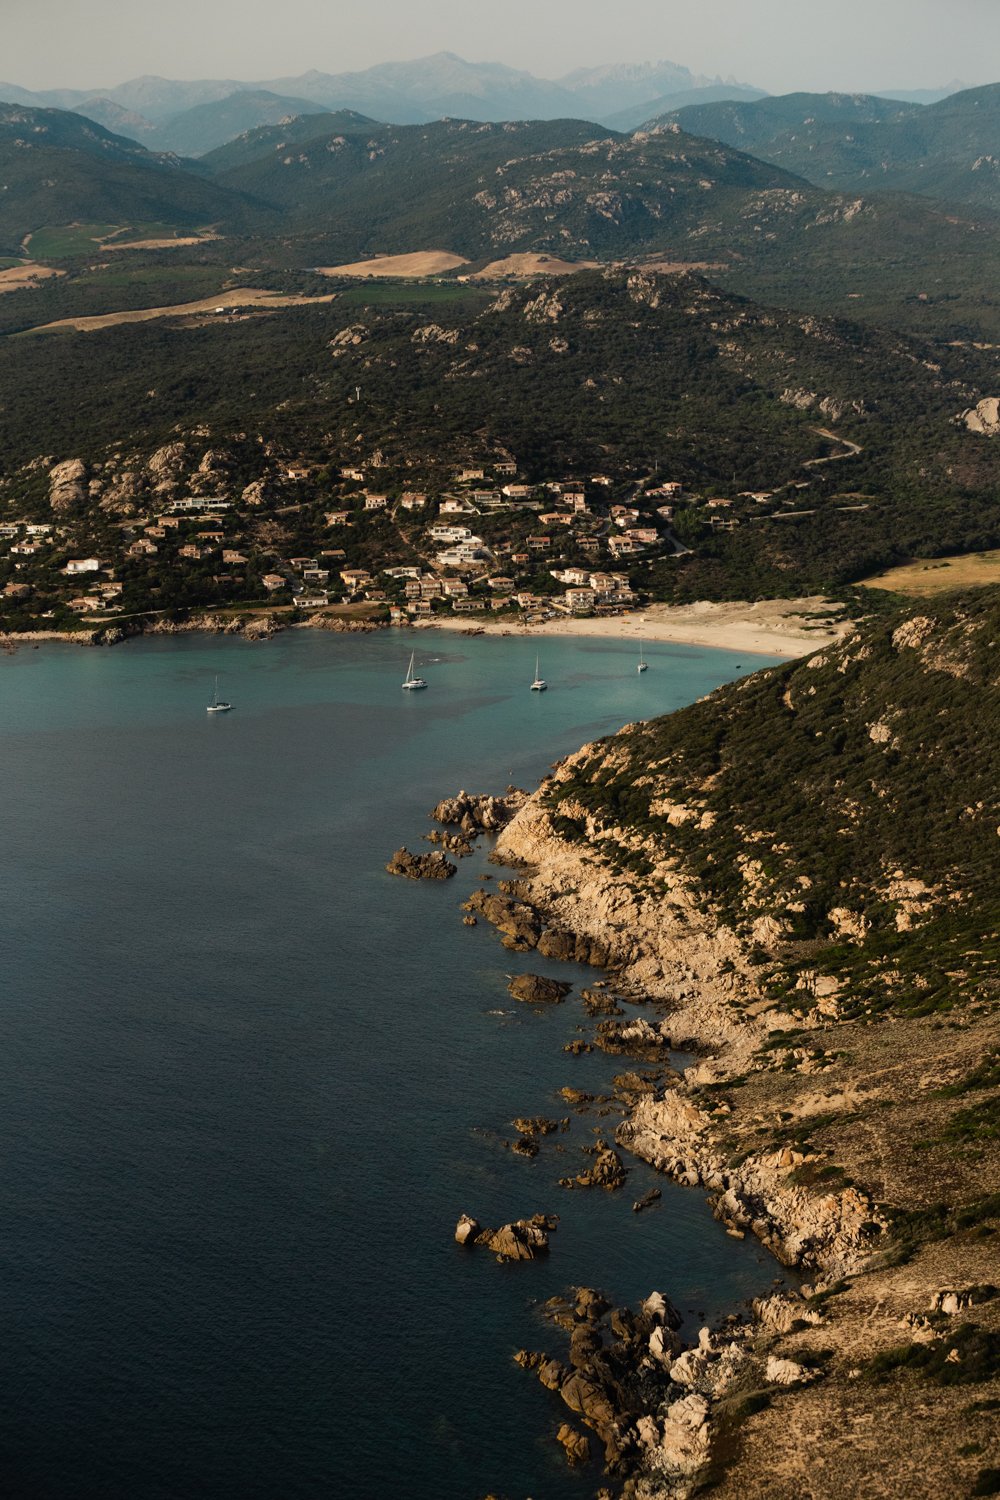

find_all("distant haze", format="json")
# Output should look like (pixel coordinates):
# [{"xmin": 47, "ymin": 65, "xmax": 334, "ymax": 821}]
[{"xmin": 2, "ymin": 0, "xmax": 998, "ymax": 95}]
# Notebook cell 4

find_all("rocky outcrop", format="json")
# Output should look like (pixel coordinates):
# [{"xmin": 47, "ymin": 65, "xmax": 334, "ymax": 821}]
[
  {"xmin": 560, "ymin": 1145, "xmax": 628, "ymax": 1191},
  {"xmin": 385, "ymin": 848, "xmax": 457, "ymax": 881},
  {"xmin": 618, "ymin": 1090, "xmax": 887, "ymax": 1279},
  {"xmin": 425, "ymin": 829, "xmax": 473, "ymax": 856},
  {"xmin": 462, "ymin": 888, "xmax": 540, "ymax": 949},
  {"xmin": 507, "ymin": 973, "xmax": 571, "ymax": 1004},
  {"xmin": 146, "ymin": 441, "xmax": 188, "ymax": 494},
  {"xmin": 456, "ymin": 1213, "xmax": 556, "ymax": 1261},
  {"xmin": 556, "ymin": 1423, "xmax": 591, "ymax": 1465},
  {"xmin": 961, "ymin": 396, "xmax": 1000, "ymax": 435},
  {"xmin": 48, "ymin": 457, "xmax": 86, "ymax": 512},
  {"xmin": 430, "ymin": 788, "xmax": 528, "ymax": 835},
  {"xmin": 595, "ymin": 1016, "xmax": 670, "ymax": 1056}
]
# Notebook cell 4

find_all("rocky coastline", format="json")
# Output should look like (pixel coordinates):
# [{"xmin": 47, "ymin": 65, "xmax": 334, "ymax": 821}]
[
  {"xmin": 0, "ymin": 611, "xmax": 384, "ymax": 651},
  {"xmin": 413, "ymin": 756, "xmax": 1000, "ymax": 1498}
]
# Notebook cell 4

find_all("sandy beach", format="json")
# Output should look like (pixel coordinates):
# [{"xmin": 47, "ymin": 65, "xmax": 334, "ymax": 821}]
[{"xmin": 420, "ymin": 596, "xmax": 851, "ymax": 658}]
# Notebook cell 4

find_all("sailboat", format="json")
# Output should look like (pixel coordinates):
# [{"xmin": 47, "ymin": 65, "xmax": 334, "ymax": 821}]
[
  {"xmin": 530, "ymin": 654, "xmax": 547, "ymax": 692},
  {"xmin": 637, "ymin": 641, "xmax": 649, "ymax": 673},
  {"xmin": 402, "ymin": 651, "xmax": 428, "ymax": 690},
  {"xmin": 206, "ymin": 675, "xmax": 232, "ymax": 713}
]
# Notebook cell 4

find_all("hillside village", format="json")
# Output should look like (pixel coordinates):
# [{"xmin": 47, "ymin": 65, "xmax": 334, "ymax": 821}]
[{"xmin": 0, "ymin": 443, "xmax": 788, "ymax": 634}]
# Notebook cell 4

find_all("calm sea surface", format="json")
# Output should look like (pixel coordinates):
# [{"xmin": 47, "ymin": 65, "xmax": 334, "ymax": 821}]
[{"xmin": 0, "ymin": 628, "xmax": 784, "ymax": 1500}]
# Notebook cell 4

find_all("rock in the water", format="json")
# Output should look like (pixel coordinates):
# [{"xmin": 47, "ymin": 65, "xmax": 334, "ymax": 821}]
[
  {"xmin": 643, "ymin": 1291, "xmax": 684, "ymax": 1329},
  {"xmin": 463, "ymin": 889, "xmax": 540, "ymax": 949},
  {"xmin": 431, "ymin": 789, "xmax": 527, "ymax": 833},
  {"xmin": 581, "ymin": 987, "xmax": 624, "ymax": 1016},
  {"xmin": 512, "ymin": 1116, "xmax": 564, "ymax": 1138},
  {"xmin": 560, "ymin": 1147, "xmax": 628, "ymax": 1191},
  {"xmin": 425, "ymin": 829, "xmax": 474, "ymax": 856},
  {"xmin": 556, "ymin": 1423, "xmax": 591, "ymax": 1465},
  {"xmin": 508, "ymin": 973, "xmax": 572, "ymax": 1005},
  {"xmin": 633, "ymin": 1188, "xmax": 662, "ymax": 1213},
  {"xmin": 559, "ymin": 1370, "xmax": 617, "ymax": 1433},
  {"xmin": 386, "ymin": 847, "xmax": 457, "ymax": 881},
  {"xmin": 454, "ymin": 1214, "xmax": 480, "ymax": 1246},
  {"xmin": 472, "ymin": 1213, "xmax": 557, "ymax": 1261}
]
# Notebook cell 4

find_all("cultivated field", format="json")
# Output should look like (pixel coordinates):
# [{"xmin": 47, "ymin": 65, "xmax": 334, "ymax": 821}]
[
  {"xmin": 0, "ymin": 263, "xmax": 65, "ymax": 294},
  {"xmin": 860, "ymin": 549, "xmax": 1000, "ymax": 595},
  {"xmin": 471, "ymin": 253, "xmax": 600, "ymax": 279},
  {"xmin": 316, "ymin": 251, "xmax": 469, "ymax": 278}
]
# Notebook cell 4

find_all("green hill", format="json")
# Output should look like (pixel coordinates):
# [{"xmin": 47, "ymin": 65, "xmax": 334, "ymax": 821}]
[
  {"xmin": 0, "ymin": 103, "xmax": 258, "ymax": 251},
  {"xmin": 3, "ymin": 267, "xmax": 1000, "ymax": 601},
  {"xmin": 545, "ymin": 588, "xmax": 1000, "ymax": 981},
  {"xmin": 200, "ymin": 115, "xmax": 814, "ymax": 260},
  {"xmin": 666, "ymin": 84, "xmax": 1000, "ymax": 216}
]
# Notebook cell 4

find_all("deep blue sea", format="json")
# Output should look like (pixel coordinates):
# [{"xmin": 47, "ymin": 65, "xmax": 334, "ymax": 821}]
[{"xmin": 0, "ymin": 628, "xmax": 784, "ymax": 1500}]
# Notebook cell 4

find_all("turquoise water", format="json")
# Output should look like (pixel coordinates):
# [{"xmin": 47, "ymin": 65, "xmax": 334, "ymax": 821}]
[{"xmin": 0, "ymin": 629, "xmax": 783, "ymax": 1500}]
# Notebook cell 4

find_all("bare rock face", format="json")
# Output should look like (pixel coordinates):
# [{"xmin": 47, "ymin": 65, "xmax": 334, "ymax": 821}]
[
  {"xmin": 765, "ymin": 1354, "xmax": 818, "ymax": 1387},
  {"xmin": 962, "ymin": 397, "xmax": 1000, "ymax": 435},
  {"xmin": 595, "ymin": 1016, "xmax": 669, "ymax": 1056},
  {"xmin": 639, "ymin": 1393, "xmax": 712, "ymax": 1486},
  {"xmin": 146, "ymin": 442, "xmax": 187, "ymax": 492},
  {"xmin": 753, "ymin": 1292, "xmax": 824, "ymax": 1335},
  {"xmin": 48, "ymin": 458, "xmax": 86, "ymax": 512},
  {"xmin": 330, "ymin": 324, "xmax": 368, "ymax": 355},
  {"xmin": 930, "ymin": 1285, "xmax": 997, "ymax": 1315},
  {"xmin": 100, "ymin": 469, "xmax": 142, "ymax": 515},
  {"xmin": 385, "ymin": 848, "xmax": 457, "ymax": 881},
  {"xmin": 508, "ymin": 973, "xmax": 571, "ymax": 1005},
  {"xmin": 643, "ymin": 1291, "xmax": 683, "ymax": 1330},
  {"xmin": 241, "ymin": 479, "xmax": 267, "ymax": 507},
  {"xmin": 454, "ymin": 1214, "xmax": 480, "ymax": 1245}
]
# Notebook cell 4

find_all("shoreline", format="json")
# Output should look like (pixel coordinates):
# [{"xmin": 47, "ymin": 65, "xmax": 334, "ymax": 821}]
[
  {"xmin": 453, "ymin": 672, "xmax": 1000, "ymax": 1495},
  {"xmin": 418, "ymin": 596, "xmax": 852, "ymax": 659},
  {"xmin": 0, "ymin": 597, "xmax": 849, "ymax": 659}
]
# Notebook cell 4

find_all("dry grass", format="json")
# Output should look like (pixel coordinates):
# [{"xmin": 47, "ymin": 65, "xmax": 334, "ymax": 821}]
[
  {"xmin": 103, "ymin": 234, "xmax": 222, "ymax": 252},
  {"xmin": 0, "ymin": 263, "xmax": 65, "ymax": 294},
  {"xmin": 23, "ymin": 288, "xmax": 339, "ymax": 335},
  {"xmin": 471, "ymin": 253, "xmax": 600, "ymax": 279},
  {"xmin": 860, "ymin": 551, "xmax": 1000, "ymax": 596},
  {"xmin": 639, "ymin": 257, "xmax": 727, "ymax": 273},
  {"xmin": 315, "ymin": 251, "xmax": 469, "ymax": 278}
]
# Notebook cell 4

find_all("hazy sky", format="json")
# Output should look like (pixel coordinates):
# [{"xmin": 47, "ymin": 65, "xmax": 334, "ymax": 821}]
[{"xmin": 3, "ymin": 0, "xmax": 999, "ymax": 93}]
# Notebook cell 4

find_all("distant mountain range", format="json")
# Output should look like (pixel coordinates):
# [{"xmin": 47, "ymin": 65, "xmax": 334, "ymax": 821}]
[
  {"xmin": 661, "ymin": 83, "xmax": 1000, "ymax": 214},
  {"xmin": 0, "ymin": 53, "xmax": 762, "ymax": 155}
]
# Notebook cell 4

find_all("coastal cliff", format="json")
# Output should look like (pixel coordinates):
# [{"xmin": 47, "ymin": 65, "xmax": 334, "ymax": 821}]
[{"xmin": 482, "ymin": 589, "xmax": 1000, "ymax": 1498}]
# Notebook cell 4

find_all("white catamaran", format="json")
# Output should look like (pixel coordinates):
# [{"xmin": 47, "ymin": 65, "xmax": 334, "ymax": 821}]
[
  {"xmin": 530, "ymin": 655, "xmax": 547, "ymax": 692},
  {"xmin": 206, "ymin": 675, "xmax": 232, "ymax": 713},
  {"xmin": 402, "ymin": 652, "xmax": 428, "ymax": 690}
]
